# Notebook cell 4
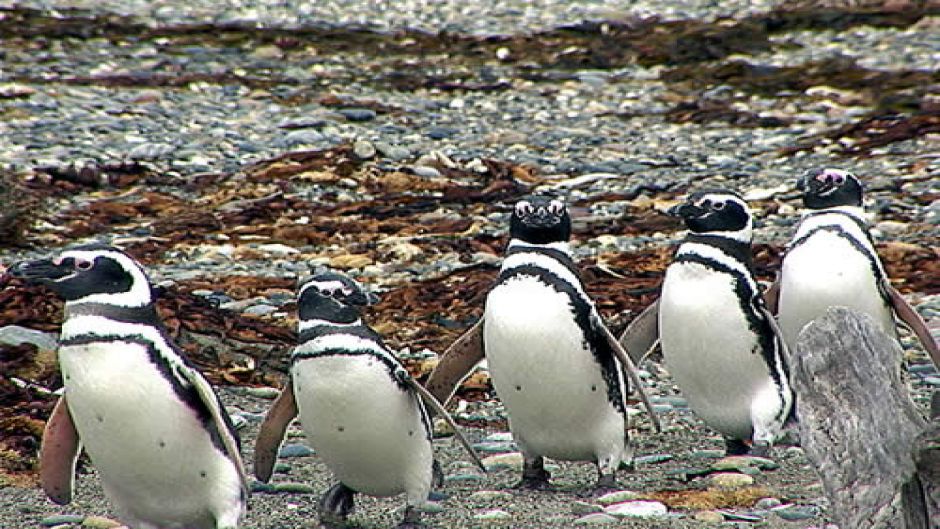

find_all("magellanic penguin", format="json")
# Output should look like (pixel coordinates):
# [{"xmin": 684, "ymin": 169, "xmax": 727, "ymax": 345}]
[
  {"xmin": 425, "ymin": 195, "xmax": 659, "ymax": 492},
  {"xmin": 773, "ymin": 168, "xmax": 940, "ymax": 366},
  {"xmin": 658, "ymin": 191, "xmax": 793, "ymax": 455},
  {"xmin": 253, "ymin": 271, "xmax": 483, "ymax": 529},
  {"xmin": 11, "ymin": 244, "xmax": 247, "ymax": 529}
]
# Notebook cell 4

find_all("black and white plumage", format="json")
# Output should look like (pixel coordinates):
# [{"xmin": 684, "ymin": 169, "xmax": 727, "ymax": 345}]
[
  {"xmin": 775, "ymin": 168, "xmax": 940, "ymax": 365},
  {"xmin": 658, "ymin": 191, "xmax": 793, "ymax": 455},
  {"xmin": 12, "ymin": 244, "xmax": 247, "ymax": 529},
  {"xmin": 253, "ymin": 272, "xmax": 481, "ymax": 529},
  {"xmin": 426, "ymin": 195, "xmax": 657, "ymax": 492}
]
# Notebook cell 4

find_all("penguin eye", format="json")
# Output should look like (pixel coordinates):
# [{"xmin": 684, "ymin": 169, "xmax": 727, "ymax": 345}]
[
  {"xmin": 831, "ymin": 173, "xmax": 845, "ymax": 185},
  {"xmin": 75, "ymin": 258, "xmax": 93, "ymax": 271},
  {"xmin": 547, "ymin": 200, "xmax": 565, "ymax": 215},
  {"xmin": 713, "ymin": 201, "xmax": 725, "ymax": 210},
  {"xmin": 515, "ymin": 201, "xmax": 534, "ymax": 217}
]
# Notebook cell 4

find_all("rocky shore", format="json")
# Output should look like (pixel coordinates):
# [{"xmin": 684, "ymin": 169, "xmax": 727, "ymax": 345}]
[{"xmin": 1, "ymin": 1, "xmax": 938, "ymax": 527}]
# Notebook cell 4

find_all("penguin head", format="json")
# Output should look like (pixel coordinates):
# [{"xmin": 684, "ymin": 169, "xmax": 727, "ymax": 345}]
[
  {"xmin": 11, "ymin": 243, "xmax": 154, "ymax": 307},
  {"xmin": 297, "ymin": 272, "xmax": 378, "ymax": 324},
  {"xmin": 509, "ymin": 195, "xmax": 571, "ymax": 245},
  {"xmin": 799, "ymin": 168, "xmax": 863, "ymax": 209},
  {"xmin": 670, "ymin": 190, "xmax": 752, "ymax": 240}
]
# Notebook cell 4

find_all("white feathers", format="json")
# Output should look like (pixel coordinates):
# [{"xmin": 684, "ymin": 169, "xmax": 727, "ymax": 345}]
[
  {"xmin": 298, "ymin": 318, "xmax": 362, "ymax": 333},
  {"xmin": 57, "ymin": 320, "xmax": 244, "ymax": 528},
  {"xmin": 779, "ymin": 207, "xmax": 895, "ymax": 349},
  {"xmin": 291, "ymin": 354, "xmax": 433, "ymax": 504}
]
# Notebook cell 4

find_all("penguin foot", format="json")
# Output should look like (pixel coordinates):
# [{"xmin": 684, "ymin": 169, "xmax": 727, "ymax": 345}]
[
  {"xmin": 395, "ymin": 506, "xmax": 426, "ymax": 529},
  {"xmin": 585, "ymin": 473, "xmax": 620, "ymax": 497},
  {"xmin": 318, "ymin": 482, "xmax": 356, "ymax": 528},
  {"xmin": 515, "ymin": 474, "xmax": 554, "ymax": 491},
  {"xmin": 515, "ymin": 456, "xmax": 552, "ymax": 490},
  {"xmin": 432, "ymin": 458, "xmax": 445, "ymax": 489},
  {"xmin": 724, "ymin": 438, "xmax": 750, "ymax": 456}
]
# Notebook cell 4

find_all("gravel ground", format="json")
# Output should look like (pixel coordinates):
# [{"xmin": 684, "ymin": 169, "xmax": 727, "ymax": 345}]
[{"xmin": 1, "ymin": 1, "xmax": 938, "ymax": 528}]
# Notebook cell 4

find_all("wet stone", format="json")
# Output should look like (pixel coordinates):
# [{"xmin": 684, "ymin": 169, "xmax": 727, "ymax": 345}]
[
  {"xmin": 81, "ymin": 516, "xmax": 122, "ymax": 528},
  {"xmin": 604, "ymin": 500, "xmax": 668, "ymax": 518},
  {"xmin": 413, "ymin": 165, "xmax": 442, "ymax": 178},
  {"xmin": 353, "ymin": 139, "xmax": 376, "ymax": 159},
  {"xmin": 243, "ymin": 386, "xmax": 281, "ymax": 400},
  {"xmin": 40, "ymin": 515, "xmax": 86, "ymax": 526},
  {"xmin": 772, "ymin": 505, "xmax": 820, "ymax": 521},
  {"xmin": 634, "ymin": 454, "xmax": 674, "ymax": 465},
  {"xmin": 472, "ymin": 441, "xmax": 516, "ymax": 453},
  {"xmin": 573, "ymin": 513, "xmax": 619, "ymax": 525},
  {"xmin": 468, "ymin": 490, "xmax": 513, "ymax": 503},
  {"xmin": 244, "ymin": 304, "xmax": 278, "ymax": 316},
  {"xmin": 571, "ymin": 501, "xmax": 605, "ymax": 515},
  {"xmin": 278, "ymin": 444, "xmax": 314, "ymax": 458},
  {"xmin": 754, "ymin": 497, "xmax": 783, "ymax": 509},
  {"xmin": 0, "ymin": 325, "xmax": 58, "ymax": 351},
  {"xmin": 481, "ymin": 452, "xmax": 523, "ymax": 471},
  {"xmin": 693, "ymin": 510, "xmax": 725, "ymax": 523},
  {"xmin": 595, "ymin": 490, "xmax": 642, "ymax": 505},
  {"xmin": 445, "ymin": 472, "xmax": 486, "ymax": 483},
  {"xmin": 473, "ymin": 509, "xmax": 511, "ymax": 522},
  {"xmin": 709, "ymin": 472, "xmax": 755, "ymax": 489},
  {"xmin": 274, "ymin": 482, "xmax": 316, "ymax": 494},
  {"xmin": 337, "ymin": 108, "xmax": 377, "ymax": 122}
]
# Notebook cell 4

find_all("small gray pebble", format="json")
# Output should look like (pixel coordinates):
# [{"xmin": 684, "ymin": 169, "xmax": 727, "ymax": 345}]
[
  {"xmin": 413, "ymin": 166, "xmax": 442, "ymax": 178},
  {"xmin": 338, "ymin": 108, "xmax": 377, "ymax": 122},
  {"xmin": 278, "ymin": 443, "xmax": 314, "ymax": 458}
]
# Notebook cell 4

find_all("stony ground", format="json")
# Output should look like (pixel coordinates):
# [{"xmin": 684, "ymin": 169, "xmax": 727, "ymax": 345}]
[{"xmin": 0, "ymin": 0, "xmax": 938, "ymax": 528}]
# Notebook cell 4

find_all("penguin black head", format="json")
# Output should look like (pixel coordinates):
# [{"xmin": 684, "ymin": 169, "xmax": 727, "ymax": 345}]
[
  {"xmin": 297, "ymin": 272, "xmax": 378, "ymax": 325},
  {"xmin": 798, "ymin": 168, "xmax": 863, "ymax": 209},
  {"xmin": 509, "ymin": 195, "xmax": 571, "ymax": 245},
  {"xmin": 11, "ymin": 243, "xmax": 154, "ymax": 307},
  {"xmin": 670, "ymin": 190, "xmax": 752, "ymax": 241}
]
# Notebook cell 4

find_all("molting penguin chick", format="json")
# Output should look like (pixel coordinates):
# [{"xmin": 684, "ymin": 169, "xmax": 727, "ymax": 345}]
[
  {"xmin": 658, "ymin": 191, "xmax": 793, "ymax": 455},
  {"xmin": 12, "ymin": 244, "xmax": 247, "ymax": 529},
  {"xmin": 775, "ymin": 168, "xmax": 939, "ymax": 365},
  {"xmin": 426, "ymin": 195, "xmax": 658, "ymax": 493},
  {"xmin": 253, "ymin": 271, "xmax": 482, "ymax": 529}
]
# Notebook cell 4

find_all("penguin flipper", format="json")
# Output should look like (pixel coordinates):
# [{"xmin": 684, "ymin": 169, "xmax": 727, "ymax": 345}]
[
  {"xmin": 764, "ymin": 276, "xmax": 780, "ymax": 314},
  {"xmin": 40, "ymin": 395, "xmax": 81, "ymax": 505},
  {"xmin": 598, "ymin": 315, "xmax": 662, "ymax": 433},
  {"xmin": 424, "ymin": 317, "xmax": 485, "ymax": 406},
  {"xmin": 405, "ymin": 375, "xmax": 486, "ymax": 473},
  {"xmin": 884, "ymin": 281, "xmax": 940, "ymax": 368},
  {"xmin": 617, "ymin": 299, "xmax": 659, "ymax": 365},
  {"xmin": 254, "ymin": 382, "xmax": 298, "ymax": 483},
  {"xmin": 181, "ymin": 366, "xmax": 250, "ymax": 497}
]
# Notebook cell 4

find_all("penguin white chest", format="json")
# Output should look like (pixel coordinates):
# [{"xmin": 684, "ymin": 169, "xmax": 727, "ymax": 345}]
[
  {"xmin": 483, "ymin": 275, "xmax": 625, "ymax": 461},
  {"xmin": 779, "ymin": 231, "xmax": 895, "ymax": 347},
  {"xmin": 59, "ymin": 340, "xmax": 242, "ymax": 528},
  {"xmin": 291, "ymin": 354, "xmax": 432, "ymax": 498},
  {"xmin": 659, "ymin": 262, "xmax": 776, "ymax": 440}
]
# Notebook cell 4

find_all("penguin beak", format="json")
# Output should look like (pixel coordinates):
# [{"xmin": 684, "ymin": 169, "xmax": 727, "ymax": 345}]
[
  {"xmin": 346, "ymin": 290, "xmax": 380, "ymax": 307},
  {"xmin": 10, "ymin": 258, "xmax": 72, "ymax": 283},
  {"xmin": 668, "ymin": 202, "xmax": 702, "ymax": 220},
  {"xmin": 522, "ymin": 206, "xmax": 563, "ymax": 229}
]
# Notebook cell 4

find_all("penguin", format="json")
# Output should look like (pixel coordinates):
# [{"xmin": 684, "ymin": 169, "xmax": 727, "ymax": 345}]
[
  {"xmin": 425, "ymin": 195, "xmax": 658, "ymax": 493},
  {"xmin": 11, "ymin": 243, "xmax": 247, "ymax": 529},
  {"xmin": 774, "ymin": 168, "xmax": 940, "ymax": 365},
  {"xmin": 658, "ymin": 190, "xmax": 793, "ymax": 455},
  {"xmin": 253, "ymin": 271, "xmax": 482, "ymax": 529}
]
